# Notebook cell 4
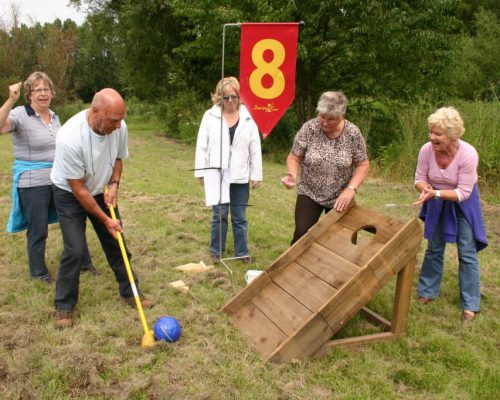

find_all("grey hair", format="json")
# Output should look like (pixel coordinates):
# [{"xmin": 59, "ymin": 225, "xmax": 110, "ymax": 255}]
[{"xmin": 316, "ymin": 91, "xmax": 348, "ymax": 118}]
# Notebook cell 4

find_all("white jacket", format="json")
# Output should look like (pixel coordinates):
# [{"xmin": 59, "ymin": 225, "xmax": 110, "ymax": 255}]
[{"xmin": 194, "ymin": 104, "xmax": 263, "ymax": 183}]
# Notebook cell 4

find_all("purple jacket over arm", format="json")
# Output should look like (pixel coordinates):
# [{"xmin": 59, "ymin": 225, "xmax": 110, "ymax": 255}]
[{"xmin": 419, "ymin": 184, "xmax": 487, "ymax": 251}]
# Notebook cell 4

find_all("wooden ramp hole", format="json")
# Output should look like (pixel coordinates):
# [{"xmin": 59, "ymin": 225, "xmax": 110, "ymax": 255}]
[{"xmin": 351, "ymin": 225, "xmax": 377, "ymax": 246}]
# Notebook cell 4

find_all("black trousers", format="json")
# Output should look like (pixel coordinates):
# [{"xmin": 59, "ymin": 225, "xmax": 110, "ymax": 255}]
[
  {"xmin": 291, "ymin": 194, "xmax": 332, "ymax": 245},
  {"xmin": 53, "ymin": 186, "xmax": 138, "ymax": 311}
]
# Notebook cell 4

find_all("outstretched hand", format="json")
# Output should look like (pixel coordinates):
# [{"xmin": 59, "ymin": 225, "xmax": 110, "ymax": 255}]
[{"xmin": 281, "ymin": 174, "xmax": 296, "ymax": 189}]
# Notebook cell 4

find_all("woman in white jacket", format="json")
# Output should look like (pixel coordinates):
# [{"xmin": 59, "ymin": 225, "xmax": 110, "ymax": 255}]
[{"xmin": 194, "ymin": 77, "xmax": 262, "ymax": 262}]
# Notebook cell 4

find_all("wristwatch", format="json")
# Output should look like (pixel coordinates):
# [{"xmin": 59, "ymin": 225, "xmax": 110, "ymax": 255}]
[{"xmin": 435, "ymin": 190, "xmax": 441, "ymax": 199}]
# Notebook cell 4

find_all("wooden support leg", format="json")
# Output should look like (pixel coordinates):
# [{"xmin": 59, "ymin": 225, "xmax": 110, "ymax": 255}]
[{"xmin": 390, "ymin": 257, "xmax": 416, "ymax": 335}]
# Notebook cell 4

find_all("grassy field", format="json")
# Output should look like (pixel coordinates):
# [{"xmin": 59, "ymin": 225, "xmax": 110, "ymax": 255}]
[{"xmin": 0, "ymin": 119, "xmax": 498, "ymax": 399}]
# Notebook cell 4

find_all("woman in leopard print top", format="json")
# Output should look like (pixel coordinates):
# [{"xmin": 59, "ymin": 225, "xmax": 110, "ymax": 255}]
[{"xmin": 281, "ymin": 91, "xmax": 369, "ymax": 244}]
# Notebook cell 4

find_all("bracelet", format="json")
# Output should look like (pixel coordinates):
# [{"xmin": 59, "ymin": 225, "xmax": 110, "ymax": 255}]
[
  {"xmin": 109, "ymin": 180, "xmax": 120, "ymax": 187},
  {"xmin": 347, "ymin": 185, "xmax": 357, "ymax": 193}
]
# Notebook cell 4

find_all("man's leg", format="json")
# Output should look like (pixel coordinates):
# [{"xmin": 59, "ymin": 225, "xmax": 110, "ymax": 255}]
[{"xmin": 53, "ymin": 186, "xmax": 88, "ymax": 312}]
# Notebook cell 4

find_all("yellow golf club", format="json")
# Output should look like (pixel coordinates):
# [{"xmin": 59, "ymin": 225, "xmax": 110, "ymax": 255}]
[{"xmin": 105, "ymin": 186, "xmax": 155, "ymax": 348}]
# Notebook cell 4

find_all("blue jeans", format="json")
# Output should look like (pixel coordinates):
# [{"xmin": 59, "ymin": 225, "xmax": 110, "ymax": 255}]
[
  {"xmin": 53, "ymin": 186, "xmax": 139, "ymax": 312},
  {"xmin": 210, "ymin": 183, "xmax": 249, "ymax": 257},
  {"xmin": 418, "ymin": 208, "xmax": 481, "ymax": 311},
  {"xmin": 18, "ymin": 185, "xmax": 93, "ymax": 279}
]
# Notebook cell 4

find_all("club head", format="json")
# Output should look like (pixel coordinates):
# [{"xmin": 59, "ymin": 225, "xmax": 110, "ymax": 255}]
[{"xmin": 141, "ymin": 330, "xmax": 156, "ymax": 348}]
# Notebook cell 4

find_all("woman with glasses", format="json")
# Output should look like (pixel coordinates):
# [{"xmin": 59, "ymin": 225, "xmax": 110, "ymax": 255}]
[
  {"xmin": 281, "ymin": 91, "xmax": 369, "ymax": 244},
  {"xmin": 194, "ymin": 77, "xmax": 262, "ymax": 263},
  {"xmin": 0, "ymin": 72, "xmax": 98, "ymax": 283}
]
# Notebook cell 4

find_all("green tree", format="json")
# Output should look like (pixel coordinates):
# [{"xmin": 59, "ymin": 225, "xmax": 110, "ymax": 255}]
[
  {"xmin": 450, "ymin": 9, "xmax": 500, "ymax": 99},
  {"xmin": 74, "ymin": 13, "xmax": 120, "ymax": 101}
]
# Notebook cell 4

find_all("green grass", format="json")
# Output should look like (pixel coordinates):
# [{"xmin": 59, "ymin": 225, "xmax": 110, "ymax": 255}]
[{"xmin": 0, "ymin": 120, "xmax": 498, "ymax": 399}]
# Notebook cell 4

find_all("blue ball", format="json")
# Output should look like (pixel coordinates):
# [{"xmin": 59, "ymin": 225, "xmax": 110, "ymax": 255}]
[{"xmin": 154, "ymin": 316, "xmax": 181, "ymax": 343}]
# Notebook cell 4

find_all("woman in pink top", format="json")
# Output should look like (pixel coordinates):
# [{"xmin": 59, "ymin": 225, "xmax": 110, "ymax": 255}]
[{"xmin": 413, "ymin": 107, "xmax": 487, "ymax": 322}]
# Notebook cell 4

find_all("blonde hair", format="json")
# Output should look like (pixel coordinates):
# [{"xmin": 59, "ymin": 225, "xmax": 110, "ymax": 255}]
[
  {"xmin": 211, "ymin": 76, "xmax": 240, "ymax": 106},
  {"xmin": 427, "ymin": 107, "xmax": 465, "ymax": 139},
  {"xmin": 23, "ymin": 71, "xmax": 55, "ymax": 102},
  {"xmin": 316, "ymin": 91, "xmax": 348, "ymax": 118}
]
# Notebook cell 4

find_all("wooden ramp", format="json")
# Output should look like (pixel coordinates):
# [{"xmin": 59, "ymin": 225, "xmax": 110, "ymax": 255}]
[{"xmin": 222, "ymin": 203, "xmax": 422, "ymax": 362}]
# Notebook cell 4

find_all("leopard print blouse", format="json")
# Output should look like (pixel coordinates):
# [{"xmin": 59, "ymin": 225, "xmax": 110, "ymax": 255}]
[{"xmin": 291, "ymin": 117, "xmax": 368, "ymax": 207}]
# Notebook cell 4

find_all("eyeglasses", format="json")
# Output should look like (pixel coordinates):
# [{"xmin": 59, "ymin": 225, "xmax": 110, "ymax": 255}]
[
  {"xmin": 31, "ymin": 88, "xmax": 52, "ymax": 94},
  {"xmin": 223, "ymin": 95, "xmax": 239, "ymax": 101}
]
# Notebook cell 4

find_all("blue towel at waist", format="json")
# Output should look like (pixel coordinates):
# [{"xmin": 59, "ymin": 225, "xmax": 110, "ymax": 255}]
[{"xmin": 6, "ymin": 160, "xmax": 58, "ymax": 233}]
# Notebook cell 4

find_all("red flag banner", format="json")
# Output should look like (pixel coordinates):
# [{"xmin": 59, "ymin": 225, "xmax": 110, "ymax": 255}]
[{"xmin": 239, "ymin": 23, "xmax": 299, "ymax": 139}]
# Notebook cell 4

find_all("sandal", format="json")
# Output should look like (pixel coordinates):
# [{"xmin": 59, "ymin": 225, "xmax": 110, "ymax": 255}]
[
  {"xmin": 461, "ymin": 310, "xmax": 478, "ymax": 322},
  {"xmin": 417, "ymin": 297, "xmax": 433, "ymax": 305}
]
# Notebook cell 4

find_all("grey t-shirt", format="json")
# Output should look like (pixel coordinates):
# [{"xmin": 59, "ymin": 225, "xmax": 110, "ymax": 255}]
[
  {"xmin": 51, "ymin": 109, "xmax": 128, "ymax": 196},
  {"xmin": 8, "ymin": 104, "xmax": 60, "ymax": 187}
]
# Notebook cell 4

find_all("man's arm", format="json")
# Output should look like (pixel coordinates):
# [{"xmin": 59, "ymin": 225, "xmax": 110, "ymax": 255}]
[{"xmin": 105, "ymin": 158, "xmax": 122, "ymax": 207}]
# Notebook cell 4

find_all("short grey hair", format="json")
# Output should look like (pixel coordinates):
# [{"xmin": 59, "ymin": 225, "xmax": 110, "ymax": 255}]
[{"xmin": 316, "ymin": 91, "xmax": 348, "ymax": 118}]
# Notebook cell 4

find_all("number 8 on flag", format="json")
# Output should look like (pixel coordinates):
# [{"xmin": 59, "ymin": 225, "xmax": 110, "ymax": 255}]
[{"xmin": 240, "ymin": 23, "xmax": 299, "ymax": 139}]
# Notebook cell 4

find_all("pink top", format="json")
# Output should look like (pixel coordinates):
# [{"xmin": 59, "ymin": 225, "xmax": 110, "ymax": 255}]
[{"xmin": 414, "ymin": 139, "xmax": 478, "ymax": 202}]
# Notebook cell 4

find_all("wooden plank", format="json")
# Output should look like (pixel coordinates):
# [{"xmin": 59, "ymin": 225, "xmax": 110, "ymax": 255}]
[
  {"xmin": 338, "ymin": 207, "xmax": 404, "ymax": 244},
  {"xmin": 251, "ymin": 282, "xmax": 313, "ymax": 336},
  {"xmin": 265, "ymin": 205, "xmax": 351, "ymax": 278},
  {"xmin": 360, "ymin": 307, "xmax": 391, "ymax": 331},
  {"xmin": 222, "ymin": 272, "xmax": 272, "ymax": 315},
  {"xmin": 228, "ymin": 301, "xmax": 288, "ymax": 358},
  {"xmin": 317, "ymin": 225, "xmax": 384, "ymax": 266},
  {"xmin": 314, "ymin": 332, "xmax": 396, "ymax": 358},
  {"xmin": 364, "ymin": 217, "xmax": 422, "ymax": 284},
  {"xmin": 319, "ymin": 267, "xmax": 382, "ymax": 334},
  {"xmin": 272, "ymin": 261, "xmax": 337, "ymax": 312},
  {"xmin": 269, "ymin": 313, "xmax": 334, "ymax": 362},
  {"xmin": 391, "ymin": 258, "xmax": 416, "ymax": 335},
  {"xmin": 296, "ymin": 242, "xmax": 359, "ymax": 289}
]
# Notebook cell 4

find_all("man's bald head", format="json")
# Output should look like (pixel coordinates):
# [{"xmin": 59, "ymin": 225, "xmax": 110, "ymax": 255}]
[
  {"xmin": 88, "ymin": 88, "xmax": 126, "ymax": 135},
  {"xmin": 92, "ymin": 88, "xmax": 125, "ymax": 111}
]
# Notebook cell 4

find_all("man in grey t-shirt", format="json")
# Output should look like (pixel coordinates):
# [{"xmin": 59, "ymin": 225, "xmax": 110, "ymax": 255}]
[{"xmin": 51, "ymin": 88, "xmax": 154, "ymax": 329}]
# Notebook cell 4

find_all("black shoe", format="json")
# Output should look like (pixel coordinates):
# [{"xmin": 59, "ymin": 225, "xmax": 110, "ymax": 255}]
[
  {"xmin": 81, "ymin": 264, "xmax": 101, "ymax": 276},
  {"xmin": 34, "ymin": 274, "xmax": 53, "ymax": 284},
  {"xmin": 239, "ymin": 256, "xmax": 252, "ymax": 264}
]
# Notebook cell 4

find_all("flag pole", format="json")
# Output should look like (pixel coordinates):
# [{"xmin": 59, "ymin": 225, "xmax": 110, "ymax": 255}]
[{"xmin": 219, "ymin": 23, "xmax": 241, "ymax": 276}]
